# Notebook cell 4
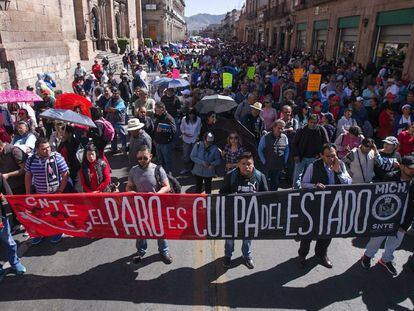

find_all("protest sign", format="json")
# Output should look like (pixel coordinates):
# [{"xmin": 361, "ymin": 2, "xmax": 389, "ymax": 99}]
[
  {"xmin": 223, "ymin": 73, "xmax": 233, "ymax": 88},
  {"xmin": 294, "ymin": 68, "xmax": 304, "ymax": 83},
  {"xmin": 307, "ymin": 74, "xmax": 322, "ymax": 92},
  {"xmin": 247, "ymin": 66, "xmax": 255, "ymax": 80}
]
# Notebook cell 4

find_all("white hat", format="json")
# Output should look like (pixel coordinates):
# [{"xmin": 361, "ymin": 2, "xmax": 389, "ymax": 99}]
[
  {"xmin": 356, "ymin": 96, "xmax": 364, "ymax": 102},
  {"xmin": 121, "ymin": 68, "xmax": 128, "ymax": 74},
  {"xmin": 320, "ymin": 83, "xmax": 328, "ymax": 90},
  {"xmin": 126, "ymin": 118, "xmax": 145, "ymax": 131},
  {"xmin": 251, "ymin": 102, "xmax": 263, "ymax": 111}
]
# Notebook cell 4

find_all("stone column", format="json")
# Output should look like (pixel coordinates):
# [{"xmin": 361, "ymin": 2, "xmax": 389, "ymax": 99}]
[
  {"xmin": 135, "ymin": 0, "xmax": 143, "ymax": 46},
  {"xmin": 106, "ymin": 0, "xmax": 116, "ymax": 44}
]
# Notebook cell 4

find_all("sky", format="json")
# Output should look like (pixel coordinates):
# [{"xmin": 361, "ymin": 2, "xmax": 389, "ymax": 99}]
[{"xmin": 185, "ymin": 0, "xmax": 244, "ymax": 17}]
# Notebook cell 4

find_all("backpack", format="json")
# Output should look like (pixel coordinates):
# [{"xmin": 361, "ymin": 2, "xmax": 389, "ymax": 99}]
[
  {"xmin": 155, "ymin": 165, "xmax": 182, "ymax": 193},
  {"xmin": 95, "ymin": 118, "xmax": 115, "ymax": 143}
]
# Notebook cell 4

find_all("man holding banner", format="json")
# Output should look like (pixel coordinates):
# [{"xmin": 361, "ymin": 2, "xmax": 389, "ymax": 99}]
[
  {"xmin": 125, "ymin": 145, "xmax": 173, "ymax": 265},
  {"xmin": 299, "ymin": 143, "xmax": 352, "ymax": 268},
  {"xmin": 361, "ymin": 155, "xmax": 414, "ymax": 276},
  {"xmin": 220, "ymin": 152, "xmax": 268, "ymax": 269}
]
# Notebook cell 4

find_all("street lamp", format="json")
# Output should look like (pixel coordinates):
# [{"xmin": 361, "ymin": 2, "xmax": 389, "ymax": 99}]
[{"xmin": 0, "ymin": 0, "xmax": 11, "ymax": 10}]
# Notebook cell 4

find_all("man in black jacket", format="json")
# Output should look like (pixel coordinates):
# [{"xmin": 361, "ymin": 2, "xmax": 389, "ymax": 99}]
[
  {"xmin": 299, "ymin": 143, "xmax": 352, "ymax": 268},
  {"xmin": 361, "ymin": 155, "xmax": 414, "ymax": 276},
  {"xmin": 291, "ymin": 114, "xmax": 329, "ymax": 189},
  {"xmin": 220, "ymin": 152, "xmax": 268, "ymax": 269},
  {"xmin": 153, "ymin": 102, "xmax": 176, "ymax": 174}
]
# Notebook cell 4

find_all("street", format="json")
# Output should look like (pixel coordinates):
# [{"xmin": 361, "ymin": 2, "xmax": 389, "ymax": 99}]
[{"xmin": 0, "ymin": 151, "xmax": 413, "ymax": 311}]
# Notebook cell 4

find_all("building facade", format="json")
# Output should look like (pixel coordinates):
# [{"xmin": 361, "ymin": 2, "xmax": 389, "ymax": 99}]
[
  {"xmin": 236, "ymin": 0, "xmax": 414, "ymax": 79},
  {"xmin": 0, "ymin": 0, "xmax": 144, "ymax": 90},
  {"xmin": 142, "ymin": 0, "xmax": 186, "ymax": 43}
]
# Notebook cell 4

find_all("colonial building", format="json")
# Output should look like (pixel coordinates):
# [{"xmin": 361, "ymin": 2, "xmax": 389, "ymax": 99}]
[
  {"xmin": 0, "ymin": 0, "xmax": 144, "ymax": 89},
  {"xmin": 141, "ymin": 0, "xmax": 186, "ymax": 43},
  {"xmin": 236, "ymin": 0, "xmax": 414, "ymax": 79}
]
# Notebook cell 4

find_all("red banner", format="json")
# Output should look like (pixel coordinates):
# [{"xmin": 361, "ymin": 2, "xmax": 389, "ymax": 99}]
[
  {"xmin": 6, "ymin": 182, "xmax": 408, "ymax": 240},
  {"xmin": 7, "ymin": 193, "xmax": 207, "ymax": 240}
]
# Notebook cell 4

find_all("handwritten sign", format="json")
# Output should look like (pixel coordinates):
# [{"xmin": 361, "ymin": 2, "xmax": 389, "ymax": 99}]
[
  {"xmin": 247, "ymin": 66, "xmax": 255, "ymax": 80},
  {"xmin": 223, "ymin": 73, "xmax": 233, "ymax": 88},
  {"xmin": 294, "ymin": 68, "xmax": 304, "ymax": 83},
  {"xmin": 307, "ymin": 74, "xmax": 322, "ymax": 92}
]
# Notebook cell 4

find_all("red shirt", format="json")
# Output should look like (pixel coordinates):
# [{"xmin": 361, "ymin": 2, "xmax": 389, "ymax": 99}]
[
  {"xmin": 92, "ymin": 64, "xmax": 102, "ymax": 79},
  {"xmin": 398, "ymin": 130, "xmax": 414, "ymax": 156},
  {"xmin": 378, "ymin": 110, "xmax": 394, "ymax": 139},
  {"xmin": 80, "ymin": 160, "xmax": 111, "ymax": 192}
]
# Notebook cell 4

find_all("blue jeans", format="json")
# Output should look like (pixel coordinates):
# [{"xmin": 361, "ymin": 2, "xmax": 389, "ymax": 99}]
[
  {"xmin": 292, "ymin": 157, "xmax": 316, "ymax": 189},
  {"xmin": 267, "ymin": 169, "xmax": 282, "ymax": 191},
  {"xmin": 156, "ymin": 142, "xmax": 173, "ymax": 174},
  {"xmin": 111, "ymin": 123, "xmax": 127, "ymax": 151},
  {"xmin": 1, "ymin": 217, "xmax": 20, "ymax": 268},
  {"xmin": 137, "ymin": 239, "xmax": 169, "ymax": 256},
  {"xmin": 182, "ymin": 142, "xmax": 194, "ymax": 169},
  {"xmin": 364, "ymin": 231, "xmax": 405, "ymax": 262},
  {"xmin": 225, "ymin": 239, "xmax": 252, "ymax": 258},
  {"xmin": 173, "ymin": 117, "xmax": 182, "ymax": 149}
]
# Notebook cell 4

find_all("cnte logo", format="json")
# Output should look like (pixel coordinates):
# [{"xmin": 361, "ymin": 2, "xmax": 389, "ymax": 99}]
[{"xmin": 371, "ymin": 195, "xmax": 401, "ymax": 221}]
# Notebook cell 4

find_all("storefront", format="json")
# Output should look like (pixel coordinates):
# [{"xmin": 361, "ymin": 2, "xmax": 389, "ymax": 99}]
[
  {"xmin": 336, "ymin": 16, "xmax": 360, "ymax": 60},
  {"xmin": 296, "ymin": 23, "xmax": 306, "ymax": 51},
  {"xmin": 373, "ymin": 8, "xmax": 414, "ymax": 71},
  {"xmin": 313, "ymin": 20, "xmax": 328, "ymax": 53}
]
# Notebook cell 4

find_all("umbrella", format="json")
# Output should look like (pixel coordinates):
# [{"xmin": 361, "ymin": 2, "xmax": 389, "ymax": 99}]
[
  {"xmin": 0, "ymin": 90, "xmax": 42, "ymax": 104},
  {"xmin": 195, "ymin": 95, "xmax": 237, "ymax": 114},
  {"xmin": 152, "ymin": 78, "xmax": 189, "ymax": 89},
  {"xmin": 222, "ymin": 66, "xmax": 238, "ymax": 76},
  {"xmin": 152, "ymin": 77, "xmax": 172, "ymax": 86},
  {"xmin": 40, "ymin": 109, "xmax": 96, "ymax": 128},
  {"xmin": 168, "ymin": 79, "xmax": 189, "ymax": 88},
  {"xmin": 55, "ymin": 93, "xmax": 92, "ymax": 117}
]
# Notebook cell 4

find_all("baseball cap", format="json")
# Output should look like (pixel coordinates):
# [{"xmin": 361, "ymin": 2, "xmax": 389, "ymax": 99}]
[
  {"xmin": 401, "ymin": 104, "xmax": 411, "ymax": 111},
  {"xmin": 383, "ymin": 136, "xmax": 399, "ymax": 146},
  {"xmin": 401, "ymin": 155, "xmax": 414, "ymax": 168},
  {"xmin": 356, "ymin": 96, "xmax": 364, "ymax": 102}
]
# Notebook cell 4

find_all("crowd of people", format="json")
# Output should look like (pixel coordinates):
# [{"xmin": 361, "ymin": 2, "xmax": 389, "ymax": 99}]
[{"xmin": 1, "ymin": 41, "xmax": 414, "ymax": 282}]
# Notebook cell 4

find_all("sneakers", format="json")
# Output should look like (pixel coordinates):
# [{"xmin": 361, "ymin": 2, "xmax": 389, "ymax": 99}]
[
  {"xmin": 31, "ymin": 237, "xmax": 44, "ymax": 245},
  {"xmin": 160, "ymin": 252, "xmax": 173, "ymax": 264},
  {"xmin": 11, "ymin": 262, "xmax": 26, "ymax": 275},
  {"xmin": 378, "ymin": 259, "xmax": 397, "ymax": 276},
  {"xmin": 50, "ymin": 234, "xmax": 63, "ymax": 244},
  {"xmin": 361, "ymin": 255, "xmax": 371, "ymax": 269},
  {"xmin": 243, "ymin": 256, "xmax": 255, "ymax": 269},
  {"xmin": 223, "ymin": 256, "xmax": 231, "ymax": 268},
  {"xmin": 132, "ymin": 254, "xmax": 144, "ymax": 264}
]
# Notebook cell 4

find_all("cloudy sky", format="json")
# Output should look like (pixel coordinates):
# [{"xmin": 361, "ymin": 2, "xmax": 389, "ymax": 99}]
[{"xmin": 185, "ymin": 0, "xmax": 244, "ymax": 16}]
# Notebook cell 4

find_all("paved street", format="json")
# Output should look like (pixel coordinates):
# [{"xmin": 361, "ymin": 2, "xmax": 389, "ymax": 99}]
[{"xmin": 0, "ymin": 151, "xmax": 413, "ymax": 311}]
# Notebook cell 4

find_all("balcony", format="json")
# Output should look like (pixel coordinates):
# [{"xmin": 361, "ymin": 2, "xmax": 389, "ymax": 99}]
[
  {"xmin": 264, "ymin": 5, "xmax": 290, "ymax": 20},
  {"xmin": 246, "ymin": 12, "xmax": 257, "ymax": 20},
  {"xmin": 295, "ymin": 0, "xmax": 333, "ymax": 11}
]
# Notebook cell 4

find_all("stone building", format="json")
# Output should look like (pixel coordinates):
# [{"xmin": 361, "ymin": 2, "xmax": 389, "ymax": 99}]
[
  {"xmin": 141, "ymin": 0, "xmax": 186, "ymax": 43},
  {"xmin": 236, "ymin": 0, "xmax": 414, "ymax": 79},
  {"xmin": 0, "ymin": 0, "xmax": 144, "ymax": 90}
]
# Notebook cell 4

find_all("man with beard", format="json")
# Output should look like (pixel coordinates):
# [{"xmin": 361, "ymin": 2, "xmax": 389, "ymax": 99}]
[{"xmin": 125, "ymin": 145, "xmax": 172, "ymax": 264}]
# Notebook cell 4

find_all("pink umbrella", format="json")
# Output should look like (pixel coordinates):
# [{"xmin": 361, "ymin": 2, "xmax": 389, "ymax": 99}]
[{"xmin": 0, "ymin": 90, "xmax": 42, "ymax": 104}]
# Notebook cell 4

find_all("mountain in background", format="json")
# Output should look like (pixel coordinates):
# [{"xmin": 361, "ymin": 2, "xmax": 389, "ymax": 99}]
[{"xmin": 185, "ymin": 13, "xmax": 226, "ymax": 32}]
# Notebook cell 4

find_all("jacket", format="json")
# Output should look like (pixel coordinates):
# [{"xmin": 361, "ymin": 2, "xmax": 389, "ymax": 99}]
[
  {"xmin": 342, "ymin": 148, "xmax": 376, "ymax": 184},
  {"xmin": 154, "ymin": 112, "xmax": 176, "ymax": 144},
  {"xmin": 190, "ymin": 142, "xmax": 221, "ymax": 178},
  {"xmin": 291, "ymin": 125, "xmax": 329, "ymax": 160}
]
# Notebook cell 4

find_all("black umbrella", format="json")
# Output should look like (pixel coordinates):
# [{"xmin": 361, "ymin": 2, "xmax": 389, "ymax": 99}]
[{"xmin": 195, "ymin": 95, "xmax": 237, "ymax": 114}]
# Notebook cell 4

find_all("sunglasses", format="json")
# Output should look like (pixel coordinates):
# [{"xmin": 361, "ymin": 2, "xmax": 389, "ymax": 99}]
[{"xmin": 137, "ymin": 156, "xmax": 149, "ymax": 161}]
